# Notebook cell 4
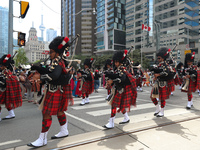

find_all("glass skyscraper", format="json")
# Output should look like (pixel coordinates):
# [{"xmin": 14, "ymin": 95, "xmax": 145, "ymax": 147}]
[
  {"xmin": 46, "ymin": 28, "xmax": 57, "ymax": 42},
  {"xmin": 61, "ymin": 0, "xmax": 97, "ymax": 56},
  {"xmin": 96, "ymin": 0, "xmax": 126, "ymax": 54},
  {"xmin": 0, "ymin": 6, "xmax": 8, "ymax": 57}
]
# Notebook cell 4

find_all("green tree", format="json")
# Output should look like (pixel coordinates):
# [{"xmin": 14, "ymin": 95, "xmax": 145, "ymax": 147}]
[
  {"xmin": 14, "ymin": 48, "xmax": 28, "ymax": 67},
  {"xmin": 131, "ymin": 49, "xmax": 150, "ymax": 69}
]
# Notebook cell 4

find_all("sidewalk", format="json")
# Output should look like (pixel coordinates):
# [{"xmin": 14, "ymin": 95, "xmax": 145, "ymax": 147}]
[{"xmin": 6, "ymin": 111, "xmax": 200, "ymax": 150}]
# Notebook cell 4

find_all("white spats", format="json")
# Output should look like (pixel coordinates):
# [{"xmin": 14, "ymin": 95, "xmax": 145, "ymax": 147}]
[
  {"xmin": 85, "ymin": 97, "xmax": 90, "ymax": 104},
  {"xmin": 27, "ymin": 132, "xmax": 48, "ymax": 148},
  {"xmin": 154, "ymin": 104, "xmax": 161, "ymax": 116},
  {"xmin": 51, "ymin": 122, "xmax": 69, "ymax": 139},
  {"xmin": 3, "ymin": 110, "xmax": 15, "ymax": 120},
  {"xmin": 103, "ymin": 117, "xmax": 115, "ymax": 129},
  {"xmin": 80, "ymin": 99, "xmax": 85, "ymax": 106},
  {"xmin": 157, "ymin": 108, "xmax": 164, "ymax": 117},
  {"xmin": 119, "ymin": 112, "xmax": 130, "ymax": 124}
]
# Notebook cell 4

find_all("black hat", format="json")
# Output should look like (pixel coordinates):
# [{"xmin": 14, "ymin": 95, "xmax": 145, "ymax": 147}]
[
  {"xmin": 198, "ymin": 61, "xmax": 200, "ymax": 67},
  {"xmin": 113, "ymin": 50, "xmax": 128, "ymax": 64},
  {"xmin": 84, "ymin": 58, "xmax": 95, "ymax": 68},
  {"xmin": 0, "ymin": 54, "xmax": 12, "ymax": 67},
  {"xmin": 176, "ymin": 62, "xmax": 183, "ymax": 69},
  {"xmin": 156, "ymin": 47, "xmax": 170, "ymax": 60},
  {"xmin": 49, "ymin": 36, "xmax": 70, "ymax": 54},
  {"xmin": 184, "ymin": 52, "xmax": 195, "ymax": 67},
  {"xmin": 104, "ymin": 59, "xmax": 112, "ymax": 70}
]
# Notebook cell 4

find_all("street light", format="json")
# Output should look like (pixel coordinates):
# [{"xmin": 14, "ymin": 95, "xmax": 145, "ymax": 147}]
[{"xmin": 154, "ymin": 20, "xmax": 162, "ymax": 52}]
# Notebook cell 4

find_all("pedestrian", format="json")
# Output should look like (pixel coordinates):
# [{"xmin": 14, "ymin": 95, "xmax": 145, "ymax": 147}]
[
  {"xmin": 176, "ymin": 62, "xmax": 184, "ymax": 90},
  {"xmin": 0, "ymin": 54, "xmax": 22, "ymax": 121},
  {"xmin": 133, "ymin": 62, "xmax": 143, "ymax": 92},
  {"xmin": 181, "ymin": 52, "xmax": 199, "ymax": 109},
  {"xmin": 27, "ymin": 36, "xmax": 73, "ymax": 148},
  {"xmin": 94, "ymin": 69, "xmax": 101, "ymax": 93},
  {"xmin": 103, "ymin": 50, "xmax": 137, "ymax": 129},
  {"xmin": 150, "ymin": 47, "xmax": 174, "ymax": 117},
  {"xmin": 79, "ymin": 58, "xmax": 95, "ymax": 105}
]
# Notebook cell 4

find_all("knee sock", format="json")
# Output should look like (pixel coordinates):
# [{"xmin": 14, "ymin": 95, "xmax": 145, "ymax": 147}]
[
  {"xmin": 82, "ymin": 93, "xmax": 86, "ymax": 99},
  {"xmin": 152, "ymin": 98, "xmax": 158, "ymax": 105},
  {"xmin": 107, "ymin": 89, "xmax": 111, "ymax": 95},
  {"xmin": 188, "ymin": 94, "xmax": 193, "ymax": 101},
  {"xmin": 6, "ymin": 104, "xmax": 12, "ymax": 111},
  {"xmin": 111, "ymin": 107, "xmax": 116, "ymax": 117},
  {"xmin": 160, "ymin": 100, "xmax": 166, "ymax": 108},
  {"xmin": 57, "ymin": 114, "xmax": 66, "ymax": 126},
  {"xmin": 42, "ymin": 118, "xmax": 52, "ymax": 133}
]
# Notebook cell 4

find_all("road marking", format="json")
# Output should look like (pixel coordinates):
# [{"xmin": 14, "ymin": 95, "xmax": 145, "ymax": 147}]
[
  {"xmin": 86, "ymin": 103, "xmax": 155, "ymax": 116},
  {"xmin": 65, "ymin": 112, "xmax": 104, "ymax": 130},
  {"xmin": 72, "ymin": 102, "xmax": 108, "ymax": 110},
  {"xmin": 0, "ymin": 140, "xmax": 22, "ymax": 146}
]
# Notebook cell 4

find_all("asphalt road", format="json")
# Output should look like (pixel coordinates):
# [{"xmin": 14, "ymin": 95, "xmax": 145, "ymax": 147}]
[{"xmin": 1, "ymin": 85, "xmax": 200, "ymax": 150}]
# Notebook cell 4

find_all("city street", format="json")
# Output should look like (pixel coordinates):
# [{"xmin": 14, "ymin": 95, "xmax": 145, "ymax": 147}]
[{"xmin": 1, "ymin": 85, "xmax": 200, "ymax": 150}]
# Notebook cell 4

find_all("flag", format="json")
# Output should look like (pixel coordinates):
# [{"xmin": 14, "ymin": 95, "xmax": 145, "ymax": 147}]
[{"xmin": 142, "ymin": 24, "xmax": 151, "ymax": 31}]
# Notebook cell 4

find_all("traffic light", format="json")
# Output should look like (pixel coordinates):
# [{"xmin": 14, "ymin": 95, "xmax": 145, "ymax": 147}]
[
  {"xmin": 18, "ymin": 32, "xmax": 26, "ymax": 47},
  {"xmin": 20, "ymin": 1, "xmax": 29, "ymax": 18}
]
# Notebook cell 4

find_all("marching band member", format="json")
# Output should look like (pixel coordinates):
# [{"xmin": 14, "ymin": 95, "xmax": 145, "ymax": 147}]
[
  {"xmin": 27, "ymin": 36, "xmax": 73, "ymax": 148},
  {"xmin": 133, "ymin": 62, "xmax": 143, "ymax": 92},
  {"xmin": 0, "ymin": 54, "xmax": 22, "ymax": 121},
  {"xmin": 151, "ymin": 47, "xmax": 174, "ymax": 117},
  {"xmin": 103, "ymin": 50, "xmax": 137, "ymax": 129},
  {"xmin": 103, "ymin": 59, "xmax": 113, "ymax": 100},
  {"xmin": 181, "ymin": 52, "xmax": 198, "ymax": 109},
  {"xmin": 79, "ymin": 58, "xmax": 95, "ymax": 105},
  {"xmin": 176, "ymin": 62, "xmax": 184, "ymax": 90}
]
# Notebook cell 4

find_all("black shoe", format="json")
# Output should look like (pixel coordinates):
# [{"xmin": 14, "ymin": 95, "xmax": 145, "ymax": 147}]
[
  {"xmin": 2, "ymin": 116, "xmax": 15, "ymax": 120},
  {"xmin": 186, "ymin": 106, "xmax": 191, "ymax": 110},
  {"xmin": 119, "ymin": 119, "xmax": 130, "ymax": 124},
  {"xmin": 102, "ymin": 125, "xmax": 113, "ymax": 129},
  {"xmin": 154, "ymin": 112, "xmax": 159, "ymax": 116},
  {"xmin": 27, "ymin": 143, "xmax": 46, "ymax": 148},
  {"xmin": 51, "ymin": 135, "xmax": 68, "ymax": 139},
  {"xmin": 156, "ymin": 114, "xmax": 164, "ymax": 117}
]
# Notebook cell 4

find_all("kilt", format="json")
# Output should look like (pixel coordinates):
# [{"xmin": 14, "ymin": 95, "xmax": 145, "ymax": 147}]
[
  {"xmin": 5, "ymin": 73, "xmax": 22, "ymax": 109},
  {"xmin": 42, "ymin": 84, "xmax": 73, "ymax": 115},
  {"xmin": 136, "ymin": 77, "xmax": 142, "ymax": 86},
  {"xmin": 182, "ymin": 79, "xmax": 197, "ymax": 93},
  {"xmin": 82, "ymin": 73, "xmax": 94, "ymax": 95},
  {"xmin": 168, "ymin": 79, "xmax": 175, "ymax": 93},
  {"xmin": 174, "ymin": 75, "xmax": 181, "ymax": 85},
  {"xmin": 197, "ymin": 70, "xmax": 200, "ymax": 89},
  {"xmin": 150, "ymin": 85, "xmax": 169, "ymax": 100},
  {"xmin": 112, "ymin": 85, "xmax": 136, "ymax": 112},
  {"xmin": 0, "ymin": 91, "xmax": 6, "ymax": 104},
  {"xmin": 75, "ymin": 80, "xmax": 82, "ymax": 96},
  {"xmin": 112, "ymin": 71, "xmax": 137, "ymax": 112}
]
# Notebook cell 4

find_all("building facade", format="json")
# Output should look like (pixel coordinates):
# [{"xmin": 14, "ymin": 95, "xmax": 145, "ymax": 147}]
[
  {"xmin": 142, "ymin": 0, "xmax": 200, "ymax": 63},
  {"xmin": 61, "ymin": 0, "xmax": 97, "ymax": 56},
  {"xmin": 46, "ymin": 28, "xmax": 57, "ymax": 42},
  {"xmin": 0, "ymin": 6, "xmax": 8, "ymax": 57},
  {"xmin": 24, "ymin": 27, "xmax": 49, "ymax": 63},
  {"xmin": 95, "ymin": 0, "xmax": 126, "ymax": 55}
]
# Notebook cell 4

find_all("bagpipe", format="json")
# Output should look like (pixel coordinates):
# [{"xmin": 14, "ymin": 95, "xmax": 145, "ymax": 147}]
[{"xmin": 182, "ymin": 67, "xmax": 197, "ymax": 92}]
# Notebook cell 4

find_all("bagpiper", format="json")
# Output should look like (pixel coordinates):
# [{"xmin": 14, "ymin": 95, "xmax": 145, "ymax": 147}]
[
  {"xmin": 133, "ymin": 62, "xmax": 143, "ymax": 92},
  {"xmin": 27, "ymin": 36, "xmax": 73, "ymax": 148},
  {"xmin": 150, "ymin": 47, "xmax": 174, "ymax": 117},
  {"xmin": 181, "ymin": 52, "xmax": 199, "ymax": 109},
  {"xmin": 103, "ymin": 50, "xmax": 137, "ymax": 129},
  {"xmin": 103, "ymin": 59, "xmax": 113, "ymax": 100},
  {"xmin": 0, "ymin": 54, "xmax": 22, "ymax": 121},
  {"xmin": 176, "ymin": 62, "xmax": 184, "ymax": 90},
  {"xmin": 78, "ymin": 58, "xmax": 95, "ymax": 105}
]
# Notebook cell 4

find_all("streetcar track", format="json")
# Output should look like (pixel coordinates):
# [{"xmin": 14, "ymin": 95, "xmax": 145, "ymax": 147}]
[{"xmin": 51, "ymin": 116, "xmax": 200, "ymax": 150}]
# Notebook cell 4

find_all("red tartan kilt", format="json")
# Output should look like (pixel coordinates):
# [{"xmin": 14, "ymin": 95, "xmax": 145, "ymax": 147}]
[
  {"xmin": 174, "ymin": 75, "xmax": 181, "ymax": 85},
  {"xmin": 112, "ymin": 85, "xmax": 137, "ymax": 112},
  {"xmin": 61, "ymin": 84, "xmax": 73, "ymax": 110},
  {"xmin": 197, "ymin": 70, "xmax": 200, "ymax": 89},
  {"xmin": 0, "ymin": 91, "xmax": 6, "ymax": 104},
  {"xmin": 136, "ymin": 77, "xmax": 142, "ymax": 86},
  {"xmin": 6, "ymin": 76, "xmax": 22, "ymax": 109},
  {"xmin": 167, "ymin": 79, "xmax": 175, "ymax": 93},
  {"xmin": 182, "ymin": 79, "xmax": 197, "ymax": 93},
  {"xmin": 179, "ymin": 78, "xmax": 183, "ymax": 84},
  {"xmin": 82, "ymin": 81, "xmax": 93, "ymax": 94},
  {"xmin": 151, "ymin": 85, "xmax": 169, "ymax": 100}
]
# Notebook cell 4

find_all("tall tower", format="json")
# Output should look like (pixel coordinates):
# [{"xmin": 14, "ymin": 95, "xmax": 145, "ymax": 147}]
[{"xmin": 39, "ymin": 14, "xmax": 45, "ymax": 41}]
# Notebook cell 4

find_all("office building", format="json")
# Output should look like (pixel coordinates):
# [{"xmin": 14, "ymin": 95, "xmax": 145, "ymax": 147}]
[
  {"xmin": 61, "ymin": 0, "xmax": 97, "ymax": 56},
  {"xmin": 46, "ymin": 28, "xmax": 57, "ymax": 42}
]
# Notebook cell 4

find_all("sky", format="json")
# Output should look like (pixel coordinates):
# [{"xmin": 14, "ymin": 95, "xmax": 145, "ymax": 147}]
[{"xmin": 0, "ymin": 0, "xmax": 61, "ymax": 41}]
